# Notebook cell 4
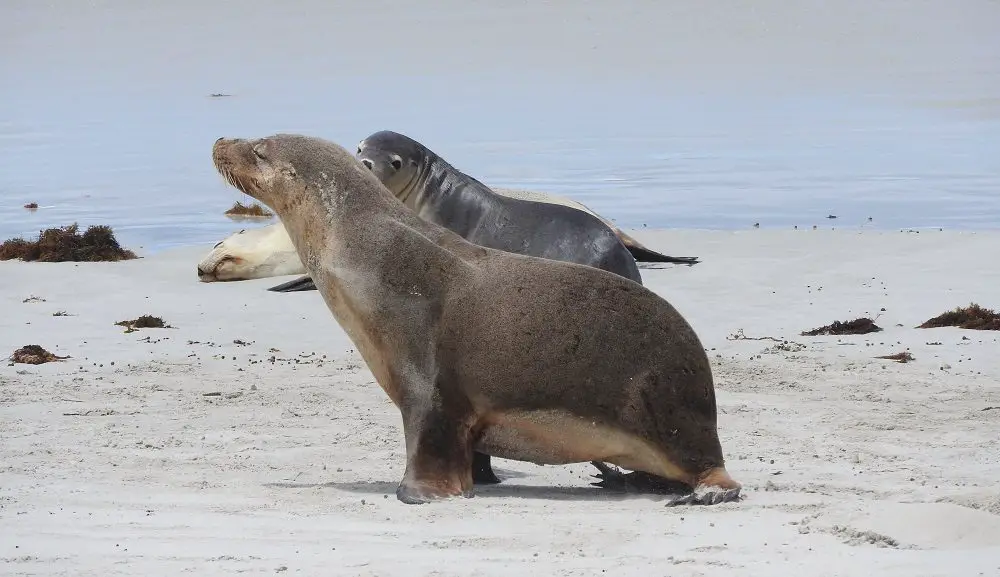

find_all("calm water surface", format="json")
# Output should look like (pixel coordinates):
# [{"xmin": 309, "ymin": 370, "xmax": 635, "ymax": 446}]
[{"xmin": 2, "ymin": 1, "xmax": 998, "ymax": 252}]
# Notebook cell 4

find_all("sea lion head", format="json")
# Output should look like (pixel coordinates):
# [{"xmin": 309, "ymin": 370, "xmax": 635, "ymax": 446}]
[
  {"xmin": 197, "ymin": 230, "xmax": 251, "ymax": 282},
  {"xmin": 355, "ymin": 130, "xmax": 427, "ymax": 206},
  {"xmin": 196, "ymin": 224, "xmax": 303, "ymax": 282},
  {"xmin": 212, "ymin": 134, "xmax": 371, "ymax": 213},
  {"xmin": 212, "ymin": 133, "xmax": 400, "ymax": 273}
]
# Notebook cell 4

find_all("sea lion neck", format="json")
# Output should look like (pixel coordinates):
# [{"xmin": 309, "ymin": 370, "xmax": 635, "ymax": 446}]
[
  {"xmin": 413, "ymin": 155, "xmax": 504, "ymax": 238},
  {"xmin": 280, "ymin": 156, "xmax": 448, "ymax": 268}
]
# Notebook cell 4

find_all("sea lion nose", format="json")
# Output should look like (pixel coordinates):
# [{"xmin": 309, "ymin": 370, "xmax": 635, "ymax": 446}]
[
  {"xmin": 361, "ymin": 159, "xmax": 373, "ymax": 170},
  {"xmin": 197, "ymin": 265, "xmax": 208, "ymax": 277}
]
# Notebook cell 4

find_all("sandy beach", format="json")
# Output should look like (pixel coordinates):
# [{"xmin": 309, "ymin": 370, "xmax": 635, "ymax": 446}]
[
  {"xmin": 2, "ymin": 227, "xmax": 998, "ymax": 576},
  {"xmin": 3, "ymin": 0, "xmax": 999, "ymax": 573}
]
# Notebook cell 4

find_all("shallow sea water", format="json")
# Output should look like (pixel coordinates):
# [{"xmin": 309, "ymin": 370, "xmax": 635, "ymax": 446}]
[{"xmin": 1, "ymin": 0, "xmax": 998, "ymax": 252}]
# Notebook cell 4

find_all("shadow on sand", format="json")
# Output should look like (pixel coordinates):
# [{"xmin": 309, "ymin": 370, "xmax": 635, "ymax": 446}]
[
  {"xmin": 262, "ymin": 464, "xmax": 678, "ymax": 502},
  {"xmin": 263, "ymin": 479, "xmax": 641, "ymax": 502}
]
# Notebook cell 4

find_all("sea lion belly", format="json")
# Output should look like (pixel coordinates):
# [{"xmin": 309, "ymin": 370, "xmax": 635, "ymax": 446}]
[{"xmin": 475, "ymin": 409, "xmax": 666, "ymax": 473}]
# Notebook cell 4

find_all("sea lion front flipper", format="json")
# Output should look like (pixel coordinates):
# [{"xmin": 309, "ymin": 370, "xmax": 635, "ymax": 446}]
[
  {"xmin": 395, "ymin": 402, "xmax": 476, "ymax": 504},
  {"xmin": 266, "ymin": 275, "xmax": 317, "ymax": 292}
]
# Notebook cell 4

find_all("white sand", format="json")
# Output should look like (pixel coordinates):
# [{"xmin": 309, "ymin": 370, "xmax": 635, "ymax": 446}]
[{"xmin": 2, "ymin": 229, "xmax": 999, "ymax": 576}]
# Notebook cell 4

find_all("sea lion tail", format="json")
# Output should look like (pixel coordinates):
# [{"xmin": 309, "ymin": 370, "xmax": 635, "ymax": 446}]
[
  {"xmin": 626, "ymin": 245, "xmax": 700, "ymax": 265},
  {"xmin": 267, "ymin": 275, "xmax": 317, "ymax": 292}
]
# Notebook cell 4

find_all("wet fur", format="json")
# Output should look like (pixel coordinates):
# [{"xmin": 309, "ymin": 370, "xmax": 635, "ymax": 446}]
[{"xmin": 211, "ymin": 133, "xmax": 740, "ymax": 505}]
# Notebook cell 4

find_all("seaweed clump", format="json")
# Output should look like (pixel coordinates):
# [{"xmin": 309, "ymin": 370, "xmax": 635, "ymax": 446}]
[
  {"xmin": 224, "ymin": 201, "xmax": 273, "ymax": 218},
  {"xmin": 917, "ymin": 304, "xmax": 1000, "ymax": 331},
  {"xmin": 9, "ymin": 345, "xmax": 70, "ymax": 365},
  {"xmin": 0, "ymin": 223, "xmax": 138, "ymax": 262},
  {"xmin": 115, "ymin": 315, "xmax": 172, "ymax": 333},
  {"xmin": 876, "ymin": 351, "xmax": 915, "ymax": 363},
  {"xmin": 801, "ymin": 317, "xmax": 883, "ymax": 336}
]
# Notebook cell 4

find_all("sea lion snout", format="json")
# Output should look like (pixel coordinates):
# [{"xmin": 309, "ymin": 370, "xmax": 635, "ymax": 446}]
[
  {"xmin": 198, "ymin": 255, "xmax": 248, "ymax": 282},
  {"xmin": 212, "ymin": 137, "xmax": 265, "ymax": 202},
  {"xmin": 197, "ymin": 264, "xmax": 213, "ymax": 282},
  {"xmin": 212, "ymin": 137, "xmax": 239, "ymax": 155}
]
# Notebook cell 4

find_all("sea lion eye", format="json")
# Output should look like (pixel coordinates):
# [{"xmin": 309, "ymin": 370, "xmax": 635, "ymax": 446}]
[
  {"xmin": 390, "ymin": 155, "xmax": 402, "ymax": 170},
  {"xmin": 357, "ymin": 145, "xmax": 362, "ymax": 155}
]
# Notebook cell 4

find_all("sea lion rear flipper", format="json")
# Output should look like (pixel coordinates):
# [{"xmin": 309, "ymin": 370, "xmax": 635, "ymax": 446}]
[
  {"xmin": 625, "ymin": 244, "xmax": 700, "ymax": 265},
  {"xmin": 472, "ymin": 451, "xmax": 501, "ymax": 484},
  {"xmin": 592, "ymin": 463, "xmax": 742, "ymax": 504},
  {"xmin": 590, "ymin": 462, "xmax": 693, "ymax": 494},
  {"xmin": 663, "ymin": 485, "xmax": 742, "ymax": 506},
  {"xmin": 266, "ymin": 275, "xmax": 317, "ymax": 292}
]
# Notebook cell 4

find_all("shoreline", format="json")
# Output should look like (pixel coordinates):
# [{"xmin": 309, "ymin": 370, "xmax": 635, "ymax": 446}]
[
  {"xmin": 140, "ymin": 224, "xmax": 1000, "ymax": 258},
  {"xmin": 6, "ymin": 199, "xmax": 1000, "ymax": 259},
  {"xmin": 10, "ymin": 222, "xmax": 998, "ymax": 260},
  {"xmin": 2, "ymin": 228, "xmax": 999, "ymax": 576}
]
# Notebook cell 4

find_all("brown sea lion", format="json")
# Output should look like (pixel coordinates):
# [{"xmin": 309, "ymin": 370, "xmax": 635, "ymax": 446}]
[{"xmin": 211, "ymin": 133, "xmax": 741, "ymax": 506}]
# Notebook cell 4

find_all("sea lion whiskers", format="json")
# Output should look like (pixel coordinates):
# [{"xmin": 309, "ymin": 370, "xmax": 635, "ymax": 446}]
[
  {"xmin": 214, "ymin": 159, "xmax": 248, "ymax": 197},
  {"xmin": 231, "ymin": 172, "xmax": 247, "ymax": 194},
  {"xmin": 217, "ymin": 165, "xmax": 236, "ymax": 191},
  {"xmin": 229, "ymin": 170, "xmax": 262, "ymax": 198}
]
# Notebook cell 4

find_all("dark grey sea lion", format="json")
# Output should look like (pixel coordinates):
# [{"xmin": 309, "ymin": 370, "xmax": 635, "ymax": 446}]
[{"xmin": 268, "ymin": 130, "xmax": 697, "ymax": 296}]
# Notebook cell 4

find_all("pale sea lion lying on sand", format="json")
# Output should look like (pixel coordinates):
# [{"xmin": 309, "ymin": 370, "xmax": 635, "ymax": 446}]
[
  {"xmin": 211, "ymin": 132, "xmax": 741, "ymax": 506},
  {"xmin": 197, "ymin": 224, "xmax": 306, "ymax": 282},
  {"xmin": 200, "ymin": 185, "xmax": 692, "ymax": 289}
]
